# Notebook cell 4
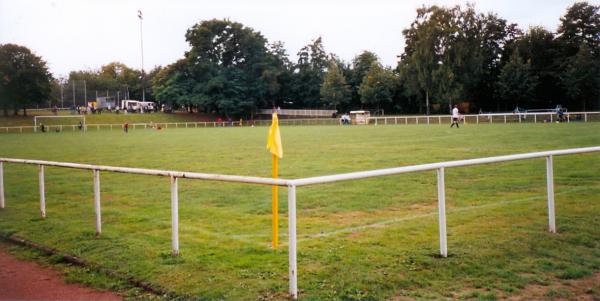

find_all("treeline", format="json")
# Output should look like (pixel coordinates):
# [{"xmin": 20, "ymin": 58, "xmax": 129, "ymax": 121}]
[
  {"xmin": 153, "ymin": 1, "xmax": 600, "ymax": 116},
  {"xmin": 1, "ymin": 2, "xmax": 598, "ymax": 117}
]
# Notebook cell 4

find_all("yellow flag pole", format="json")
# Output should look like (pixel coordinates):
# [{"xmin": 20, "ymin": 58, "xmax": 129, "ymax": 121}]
[{"xmin": 272, "ymin": 154, "xmax": 279, "ymax": 249}]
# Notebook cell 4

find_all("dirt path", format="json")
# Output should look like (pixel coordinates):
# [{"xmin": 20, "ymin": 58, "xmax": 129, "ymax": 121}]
[{"xmin": 0, "ymin": 242, "xmax": 122, "ymax": 301}]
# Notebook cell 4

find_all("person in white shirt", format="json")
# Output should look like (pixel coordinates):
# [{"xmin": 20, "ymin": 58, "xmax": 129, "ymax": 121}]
[{"xmin": 451, "ymin": 105, "xmax": 460, "ymax": 128}]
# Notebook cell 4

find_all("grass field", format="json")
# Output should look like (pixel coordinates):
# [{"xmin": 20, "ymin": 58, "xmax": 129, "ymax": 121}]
[{"xmin": 0, "ymin": 123, "xmax": 599, "ymax": 300}]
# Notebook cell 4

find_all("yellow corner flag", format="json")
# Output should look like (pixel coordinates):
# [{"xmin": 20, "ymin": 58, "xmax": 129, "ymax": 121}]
[
  {"xmin": 267, "ymin": 113, "xmax": 283, "ymax": 159},
  {"xmin": 267, "ymin": 112, "xmax": 282, "ymax": 249}
]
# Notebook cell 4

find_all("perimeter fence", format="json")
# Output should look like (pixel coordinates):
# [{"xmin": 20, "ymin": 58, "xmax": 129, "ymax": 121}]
[{"xmin": 1, "ymin": 146, "xmax": 599, "ymax": 299}]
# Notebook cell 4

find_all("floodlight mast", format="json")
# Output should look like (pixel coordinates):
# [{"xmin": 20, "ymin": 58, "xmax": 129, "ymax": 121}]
[{"xmin": 138, "ymin": 10, "xmax": 146, "ymax": 102}]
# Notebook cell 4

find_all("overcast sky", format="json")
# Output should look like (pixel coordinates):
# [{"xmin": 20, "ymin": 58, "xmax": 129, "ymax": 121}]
[{"xmin": 0, "ymin": 0, "xmax": 591, "ymax": 77}]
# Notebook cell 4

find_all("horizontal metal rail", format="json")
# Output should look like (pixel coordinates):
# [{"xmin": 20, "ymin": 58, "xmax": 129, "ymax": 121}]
[
  {"xmin": 0, "ymin": 158, "xmax": 289, "ymax": 186},
  {"xmin": 290, "ymin": 146, "xmax": 600, "ymax": 186}
]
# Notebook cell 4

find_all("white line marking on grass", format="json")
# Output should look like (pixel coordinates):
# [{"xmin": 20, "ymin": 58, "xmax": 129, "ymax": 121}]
[
  {"xmin": 190, "ymin": 186, "xmax": 596, "ymax": 248},
  {"xmin": 296, "ymin": 187, "xmax": 593, "ymax": 242}
]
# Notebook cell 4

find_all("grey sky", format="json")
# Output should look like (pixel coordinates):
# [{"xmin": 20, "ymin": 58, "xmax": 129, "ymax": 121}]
[{"xmin": 0, "ymin": 0, "xmax": 589, "ymax": 77}]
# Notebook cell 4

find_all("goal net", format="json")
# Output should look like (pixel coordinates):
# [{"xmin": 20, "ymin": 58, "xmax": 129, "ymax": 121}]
[{"xmin": 34, "ymin": 115, "xmax": 86, "ymax": 132}]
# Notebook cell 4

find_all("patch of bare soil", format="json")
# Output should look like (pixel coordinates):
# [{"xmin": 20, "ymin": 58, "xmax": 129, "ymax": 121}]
[
  {"xmin": 508, "ymin": 272, "xmax": 600, "ymax": 301},
  {"xmin": 0, "ymin": 242, "xmax": 122, "ymax": 301}
]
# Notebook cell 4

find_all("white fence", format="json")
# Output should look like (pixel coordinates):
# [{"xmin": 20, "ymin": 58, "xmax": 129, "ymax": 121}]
[
  {"xmin": 257, "ymin": 109, "xmax": 337, "ymax": 117},
  {"xmin": 1, "ymin": 145, "xmax": 600, "ymax": 299},
  {"xmin": 1, "ymin": 111, "xmax": 600, "ymax": 134},
  {"xmin": 368, "ymin": 111, "xmax": 600, "ymax": 125}
]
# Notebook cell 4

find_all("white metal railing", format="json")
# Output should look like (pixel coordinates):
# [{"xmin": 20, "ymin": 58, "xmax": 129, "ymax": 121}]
[
  {"xmin": 257, "ymin": 109, "xmax": 337, "ymax": 116},
  {"xmin": 2, "ymin": 111, "xmax": 599, "ymax": 133},
  {"xmin": 367, "ymin": 111, "xmax": 600, "ymax": 125},
  {"xmin": 1, "ymin": 145, "xmax": 600, "ymax": 299}
]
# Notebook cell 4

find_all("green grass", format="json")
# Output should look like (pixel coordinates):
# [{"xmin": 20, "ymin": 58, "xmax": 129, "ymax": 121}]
[{"xmin": 0, "ymin": 123, "xmax": 599, "ymax": 300}]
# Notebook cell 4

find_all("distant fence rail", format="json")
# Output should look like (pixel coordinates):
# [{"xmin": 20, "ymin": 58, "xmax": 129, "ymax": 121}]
[
  {"xmin": 368, "ymin": 111, "xmax": 600, "ymax": 125},
  {"xmin": 1, "ymin": 146, "xmax": 600, "ymax": 299},
  {"xmin": 1, "ymin": 111, "xmax": 599, "ymax": 134},
  {"xmin": 256, "ymin": 109, "xmax": 337, "ymax": 117}
]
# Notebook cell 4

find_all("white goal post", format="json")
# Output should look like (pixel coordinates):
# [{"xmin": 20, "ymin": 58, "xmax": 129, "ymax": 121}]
[{"xmin": 34, "ymin": 115, "xmax": 86, "ymax": 132}]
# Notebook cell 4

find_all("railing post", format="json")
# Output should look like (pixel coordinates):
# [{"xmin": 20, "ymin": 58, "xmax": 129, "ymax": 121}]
[
  {"xmin": 288, "ymin": 185, "xmax": 298, "ymax": 300},
  {"xmin": 476, "ymin": 115, "xmax": 479, "ymax": 124},
  {"xmin": 437, "ymin": 168, "xmax": 448, "ymax": 257},
  {"xmin": 93, "ymin": 170, "xmax": 102, "ymax": 235},
  {"xmin": 0, "ymin": 161, "xmax": 4, "ymax": 209},
  {"xmin": 546, "ymin": 156, "xmax": 556, "ymax": 233},
  {"xmin": 39, "ymin": 165, "xmax": 46, "ymax": 218},
  {"xmin": 171, "ymin": 176, "xmax": 180, "ymax": 256},
  {"xmin": 584, "ymin": 112, "xmax": 587, "ymax": 122}
]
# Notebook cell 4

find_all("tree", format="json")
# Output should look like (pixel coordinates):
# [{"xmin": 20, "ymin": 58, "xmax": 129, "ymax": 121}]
[
  {"xmin": 400, "ymin": 5, "xmax": 462, "ymax": 114},
  {"xmin": 152, "ymin": 59, "xmax": 194, "ymax": 110},
  {"xmin": 514, "ymin": 27, "xmax": 562, "ymax": 108},
  {"xmin": 358, "ymin": 63, "xmax": 396, "ymax": 112},
  {"xmin": 182, "ymin": 19, "xmax": 272, "ymax": 117},
  {"xmin": 0, "ymin": 44, "xmax": 53, "ymax": 116},
  {"xmin": 320, "ymin": 61, "xmax": 350, "ymax": 110},
  {"xmin": 291, "ymin": 37, "xmax": 329, "ymax": 108},
  {"xmin": 496, "ymin": 49, "xmax": 537, "ymax": 110},
  {"xmin": 349, "ymin": 51, "xmax": 379, "ymax": 109},
  {"xmin": 562, "ymin": 43, "xmax": 600, "ymax": 111},
  {"xmin": 557, "ymin": 2, "xmax": 600, "ymax": 57},
  {"xmin": 262, "ymin": 41, "xmax": 293, "ymax": 107}
]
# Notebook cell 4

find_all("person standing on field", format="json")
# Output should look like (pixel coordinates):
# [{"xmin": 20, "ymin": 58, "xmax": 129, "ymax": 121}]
[
  {"xmin": 123, "ymin": 122, "xmax": 129, "ymax": 133},
  {"xmin": 451, "ymin": 105, "xmax": 460, "ymax": 128}
]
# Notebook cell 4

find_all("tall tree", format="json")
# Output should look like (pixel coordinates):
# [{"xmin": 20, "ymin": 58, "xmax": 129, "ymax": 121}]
[
  {"xmin": 358, "ymin": 63, "xmax": 396, "ymax": 112},
  {"xmin": 514, "ymin": 27, "xmax": 562, "ymax": 108},
  {"xmin": 0, "ymin": 44, "xmax": 53, "ymax": 116},
  {"xmin": 320, "ymin": 60, "xmax": 350, "ymax": 110},
  {"xmin": 292, "ymin": 37, "xmax": 329, "ymax": 108},
  {"xmin": 496, "ymin": 49, "xmax": 537, "ymax": 110},
  {"xmin": 349, "ymin": 51, "xmax": 379, "ymax": 109},
  {"xmin": 562, "ymin": 43, "xmax": 600, "ymax": 111},
  {"xmin": 557, "ymin": 2, "xmax": 600, "ymax": 57},
  {"xmin": 183, "ymin": 19, "xmax": 271, "ymax": 117}
]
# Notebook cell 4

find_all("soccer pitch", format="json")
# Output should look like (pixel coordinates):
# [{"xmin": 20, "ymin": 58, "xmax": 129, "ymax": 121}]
[{"xmin": 0, "ymin": 123, "xmax": 599, "ymax": 300}]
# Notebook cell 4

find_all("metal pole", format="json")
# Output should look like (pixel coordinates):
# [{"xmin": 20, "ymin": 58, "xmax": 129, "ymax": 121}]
[
  {"xmin": 437, "ymin": 168, "xmax": 448, "ymax": 257},
  {"xmin": 139, "ymin": 10, "xmax": 146, "ymax": 102},
  {"xmin": 93, "ymin": 170, "xmax": 102, "ymax": 235},
  {"xmin": 0, "ymin": 162, "xmax": 4, "ymax": 209},
  {"xmin": 288, "ymin": 185, "xmax": 298, "ymax": 299},
  {"xmin": 546, "ymin": 156, "xmax": 556, "ymax": 233},
  {"xmin": 60, "ymin": 84, "xmax": 64, "ymax": 108},
  {"xmin": 171, "ymin": 176, "xmax": 179, "ymax": 256},
  {"xmin": 72, "ymin": 81, "xmax": 76, "ymax": 107},
  {"xmin": 39, "ymin": 165, "xmax": 46, "ymax": 218}
]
